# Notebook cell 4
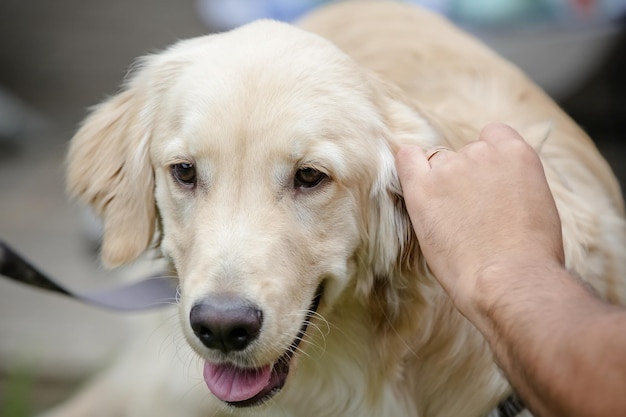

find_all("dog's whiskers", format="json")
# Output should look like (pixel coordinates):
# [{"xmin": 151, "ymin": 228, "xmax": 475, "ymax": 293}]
[
  {"xmin": 308, "ymin": 310, "xmax": 332, "ymax": 335},
  {"xmin": 300, "ymin": 323, "xmax": 328, "ymax": 353},
  {"xmin": 372, "ymin": 289, "xmax": 420, "ymax": 358},
  {"xmin": 175, "ymin": 284, "xmax": 182, "ymax": 304}
]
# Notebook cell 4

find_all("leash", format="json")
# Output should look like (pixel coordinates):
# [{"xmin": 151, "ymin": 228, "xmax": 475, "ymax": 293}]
[
  {"xmin": 0, "ymin": 240, "xmax": 178, "ymax": 311},
  {"xmin": 491, "ymin": 393, "xmax": 526, "ymax": 417}
]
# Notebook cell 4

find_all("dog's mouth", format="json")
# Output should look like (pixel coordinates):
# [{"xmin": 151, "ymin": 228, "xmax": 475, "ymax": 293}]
[{"xmin": 202, "ymin": 285, "xmax": 324, "ymax": 407}]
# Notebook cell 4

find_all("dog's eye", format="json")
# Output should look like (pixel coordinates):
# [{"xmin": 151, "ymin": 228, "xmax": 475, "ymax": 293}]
[
  {"xmin": 171, "ymin": 162, "xmax": 197, "ymax": 186},
  {"xmin": 294, "ymin": 167, "xmax": 326, "ymax": 188}
]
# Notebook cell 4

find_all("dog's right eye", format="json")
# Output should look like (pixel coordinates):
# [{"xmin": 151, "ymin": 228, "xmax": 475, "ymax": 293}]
[{"xmin": 171, "ymin": 162, "xmax": 197, "ymax": 187}]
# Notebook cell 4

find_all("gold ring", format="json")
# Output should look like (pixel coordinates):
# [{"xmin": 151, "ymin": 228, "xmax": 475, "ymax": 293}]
[{"xmin": 426, "ymin": 146, "xmax": 450, "ymax": 161}]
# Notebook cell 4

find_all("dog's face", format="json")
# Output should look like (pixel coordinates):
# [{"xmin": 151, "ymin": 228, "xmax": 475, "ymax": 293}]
[{"xmin": 67, "ymin": 21, "xmax": 435, "ymax": 407}]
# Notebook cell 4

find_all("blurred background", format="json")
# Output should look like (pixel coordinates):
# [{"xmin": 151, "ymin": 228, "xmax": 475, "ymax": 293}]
[{"xmin": 0, "ymin": 0, "xmax": 624, "ymax": 415}]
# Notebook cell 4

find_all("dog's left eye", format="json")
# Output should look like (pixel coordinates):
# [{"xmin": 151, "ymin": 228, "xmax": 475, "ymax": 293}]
[
  {"xmin": 171, "ymin": 162, "xmax": 197, "ymax": 187},
  {"xmin": 294, "ymin": 167, "xmax": 326, "ymax": 188}
]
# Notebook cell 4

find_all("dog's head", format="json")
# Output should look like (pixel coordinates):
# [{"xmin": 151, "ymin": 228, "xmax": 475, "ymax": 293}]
[{"xmin": 67, "ymin": 21, "xmax": 438, "ymax": 407}]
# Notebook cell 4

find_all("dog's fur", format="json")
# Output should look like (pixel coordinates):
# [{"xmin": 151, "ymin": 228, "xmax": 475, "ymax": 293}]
[{"xmin": 47, "ymin": 2, "xmax": 625, "ymax": 417}]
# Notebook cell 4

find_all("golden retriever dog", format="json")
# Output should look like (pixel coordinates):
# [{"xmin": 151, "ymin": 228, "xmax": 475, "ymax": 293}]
[{"xmin": 46, "ymin": 1, "xmax": 625, "ymax": 416}]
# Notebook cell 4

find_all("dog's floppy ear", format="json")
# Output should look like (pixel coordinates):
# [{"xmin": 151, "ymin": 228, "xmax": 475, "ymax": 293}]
[
  {"xmin": 365, "ymin": 142, "xmax": 415, "ymax": 279},
  {"xmin": 359, "ymin": 77, "xmax": 440, "ymax": 317},
  {"xmin": 67, "ymin": 61, "xmax": 159, "ymax": 268}
]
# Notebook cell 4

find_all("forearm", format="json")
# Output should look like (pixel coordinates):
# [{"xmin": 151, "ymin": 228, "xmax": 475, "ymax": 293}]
[{"xmin": 470, "ymin": 262, "xmax": 626, "ymax": 417}]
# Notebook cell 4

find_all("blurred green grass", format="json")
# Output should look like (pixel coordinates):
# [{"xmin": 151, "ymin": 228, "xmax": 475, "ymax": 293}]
[{"xmin": 1, "ymin": 368, "xmax": 33, "ymax": 417}]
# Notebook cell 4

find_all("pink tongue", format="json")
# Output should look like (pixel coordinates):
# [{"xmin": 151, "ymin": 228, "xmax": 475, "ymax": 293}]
[{"xmin": 203, "ymin": 361, "xmax": 272, "ymax": 403}]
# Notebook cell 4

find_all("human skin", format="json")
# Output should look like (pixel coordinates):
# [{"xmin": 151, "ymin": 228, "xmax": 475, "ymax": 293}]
[{"xmin": 395, "ymin": 123, "xmax": 626, "ymax": 417}]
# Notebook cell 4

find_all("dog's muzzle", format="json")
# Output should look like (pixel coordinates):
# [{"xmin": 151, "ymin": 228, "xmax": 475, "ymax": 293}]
[{"xmin": 198, "ymin": 284, "xmax": 324, "ymax": 407}]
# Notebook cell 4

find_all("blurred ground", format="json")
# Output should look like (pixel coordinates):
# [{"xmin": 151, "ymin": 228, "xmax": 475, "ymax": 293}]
[
  {"xmin": 0, "ymin": 0, "xmax": 624, "ymax": 415},
  {"xmin": 0, "ymin": 1, "xmax": 207, "ymax": 414}
]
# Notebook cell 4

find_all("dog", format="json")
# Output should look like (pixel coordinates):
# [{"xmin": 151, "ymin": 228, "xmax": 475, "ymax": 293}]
[{"xmin": 45, "ymin": 1, "xmax": 626, "ymax": 416}]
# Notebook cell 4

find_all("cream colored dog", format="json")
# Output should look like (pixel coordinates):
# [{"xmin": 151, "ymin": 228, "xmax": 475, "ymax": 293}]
[{"xmin": 48, "ymin": 1, "xmax": 626, "ymax": 417}]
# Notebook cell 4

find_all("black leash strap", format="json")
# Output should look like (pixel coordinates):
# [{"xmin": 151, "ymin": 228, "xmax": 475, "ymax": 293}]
[
  {"xmin": 494, "ymin": 393, "xmax": 526, "ymax": 417},
  {"xmin": 0, "ymin": 240, "xmax": 177, "ymax": 311}
]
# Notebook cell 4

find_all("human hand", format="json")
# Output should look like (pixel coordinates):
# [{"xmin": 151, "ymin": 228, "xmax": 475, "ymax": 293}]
[{"xmin": 396, "ymin": 123, "xmax": 565, "ymax": 317}]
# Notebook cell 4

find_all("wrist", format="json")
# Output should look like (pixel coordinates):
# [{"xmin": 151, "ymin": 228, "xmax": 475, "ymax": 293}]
[{"xmin": 461, "ymin": 259, "xmax": 586, "ymax": 335}]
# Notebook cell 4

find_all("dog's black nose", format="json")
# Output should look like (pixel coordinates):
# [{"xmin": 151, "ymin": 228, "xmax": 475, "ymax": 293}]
[{"xmin": 190, "ymin": 297, "xmax": 263, "ymax": 353}]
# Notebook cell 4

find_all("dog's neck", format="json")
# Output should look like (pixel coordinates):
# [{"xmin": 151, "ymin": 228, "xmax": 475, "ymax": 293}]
[
  {"xmin": 277, "ymin": 291, "xmax": 418, "ymax": 416},
  {"xmin": 275, "ymin": 276, "xmax": 511, "ymax": 417}
]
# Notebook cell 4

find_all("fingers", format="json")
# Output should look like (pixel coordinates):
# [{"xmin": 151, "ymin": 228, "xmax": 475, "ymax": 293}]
[
  {"xmin": 479, "ymin": 123, "xmax": 524, "ymax": 145},
  {"xmin": 425, "ymin": 146, "xmax": 452, "ymax": 163},
  {"xmin": 395, "ymin": 145, "xmax": 431, "ymax": 182},
  {"xmin": 396, "ymin": 144, "xmax": 454, "ymax": 180},
  {"xmin": 396, "ymin": 123, "xmax": 527, "ymax": 187},
  {"xmin": 479, "ymin": 123, "xmax": 543, "ymax": 170}
]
